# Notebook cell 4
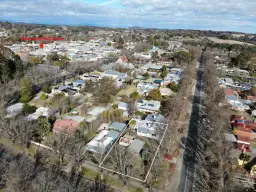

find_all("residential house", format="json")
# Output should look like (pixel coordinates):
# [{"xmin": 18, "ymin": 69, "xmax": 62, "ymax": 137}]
[
  {"xmin": 137, "ymin": 82, "xmax": 159, "ymax": 96},
  {"xmin": 142, "ymin": 114, "xmax": 166, "ymax": 123},
  {"xmin": 63, "ymin": 115, "xmax": 85, "ymax": 123},
  {"xmin": 85, "ymin": 130, "xmax": 112, "ymax": 154},
  {"xmin": 53, "ymin": 119, "xmax": 80, "ymax": 133},
  {"xmin": 230, "ymin": 116, "xmax": 256, "ymax": 152},
  {"xmin": 85, "ymin": 129, "xmax": 120, "ymax": 154},
  {"xmin": 80, "ymin": 72, "xmax": 102, "ymax": 81},
  {"xmin": 225, "ymin": 88, "xmax": 249, "ymax": 111},
  {"xmin": 154, "ymin": 79, "xmax": 163, "ymax": 85},
  {"xmin": 163, "ymin": 73, "xmax": 181, "ymax": 85},
  {"xmin": 128, "ymin": 139, "xmax": 145, "ymax": 154},
  {"xmin": 103, "ymin": 70, "xmax": 127, "ymax": 87},
  {"xmin": 5, "ymin": 103, "xmax": 24, "ymax": 118},
  {"xmin": 134, "ymin": 52, "xmax": 151, "ymax": 60},
  {"xmin": 73, "ymin": 79, "xmax": 85, "ymax": 89},
  {"xmin": 118, "ymin": 102, "xmax": 128, "ymax": 111},
  {"xmin": 219, "ymin": 78, "xmax": 234, "ymax": 88},
  {"xmin": 117, "ymin": 55, "xmax": 128, "ymax": 64},
  {"xmin": 133, "ymin": 119, "xmax": 163, "ymax": 139},
  {"xmin": 147, "ymin": 64, "xmax": 163, "ymax": 71},
  {"xmin": 108, "ymin": 122, "xmax": 126, "ymax": 132},
  {"xmin": 136, "ymin": 99, "xmax": 161, "ymax": 113},
  {"xmin": 87, "ymin": 106, "xmax": 108, "ymax": 116},
  {"xmin": 26, "ymin": 107, "xmax": 50, "ymax": 121},
  {"xmin": 103, "ymin": 70, "xmax": 127, "ymax": 79},
  {"xmin": 107, "ymin": 130, "xmax": 121, "ymax": 143}
]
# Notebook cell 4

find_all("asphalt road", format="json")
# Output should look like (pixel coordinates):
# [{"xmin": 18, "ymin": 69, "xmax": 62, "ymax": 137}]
[{"xmin": 177, "ymin": 51, "xmax": 205, "ymax": 192}]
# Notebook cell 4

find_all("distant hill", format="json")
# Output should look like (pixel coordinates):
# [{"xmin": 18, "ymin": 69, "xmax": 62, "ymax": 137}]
[{"xmin": 128, "ymin": 26, "xmax": 145, "ymax": 30}]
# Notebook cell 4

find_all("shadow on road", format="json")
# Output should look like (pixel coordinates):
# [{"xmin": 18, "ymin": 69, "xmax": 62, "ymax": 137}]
[{"xmin": 178, "ymin": 53, "xmax": 205, "ymax": 192}]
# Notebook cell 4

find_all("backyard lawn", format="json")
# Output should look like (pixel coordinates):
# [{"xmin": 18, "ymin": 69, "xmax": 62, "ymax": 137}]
[
  {"xmin": 117, "ymin": 85, "xmax": 137, "ymax": 97},
  {"xmin": 28, "ymin": 92, "xmax": 47, "ymax": 108}
]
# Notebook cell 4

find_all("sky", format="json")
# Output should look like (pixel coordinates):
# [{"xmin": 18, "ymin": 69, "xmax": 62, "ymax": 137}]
[{"xmin": 0, "ymin": 0, "xmax": 255, "ymax": 33}]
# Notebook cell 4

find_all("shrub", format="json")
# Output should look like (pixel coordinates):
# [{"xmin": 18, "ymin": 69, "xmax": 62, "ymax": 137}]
[
  {"xmin": 169, "ymin": 82, "xmax": 179, "ymax": 92},
  {"xmin": 129, "ymin": 119, "xmax": 136, "ymax": 126},
  {"xmin": 20, "ymin": 95, "xmax": 32, "ymax": 103},
  {"xmin": 112, "ymin": 104, "xmax": 118, "ymax": 109},
  {"xmin": 40, "ymin": 93, "xmax": 47, "ymax": 100},
  {"xmin": 135, "ymin": 111, "xmax": 144, "ymax": 117},
  {"xmin": 42, "ymin": 84, "xmax": 52, "ymax": 93},
  {"xmin": 22, "ymin": 103, "xmax": 37, "ymax": 115}
]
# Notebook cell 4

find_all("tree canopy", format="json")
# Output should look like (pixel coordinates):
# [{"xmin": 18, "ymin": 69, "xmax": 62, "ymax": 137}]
[
  {"xmin": 147, "ymin": 89, "xmax": 162, "ymax": 101},
  {"xmin": 174, "ymin": 51, "xmax": 193, "ymax": 64}
]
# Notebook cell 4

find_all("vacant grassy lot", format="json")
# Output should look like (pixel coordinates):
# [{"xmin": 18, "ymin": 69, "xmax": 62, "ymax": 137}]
[
  {"xmin": 28, "ymin": 92, "xmax": 47, "ymax": 108},
  {"xmin": 208, "ymin": 37, "xmax": 254, "ymax": 45},
  {"xmin": 117, "ymin": 85, "xmax": 137, "ymax": 96}
]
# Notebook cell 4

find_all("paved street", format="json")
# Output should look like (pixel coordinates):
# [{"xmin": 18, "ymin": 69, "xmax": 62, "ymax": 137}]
[{"xmin": 177, "ymin": 51, "xmax": 205, "ymax": 192}]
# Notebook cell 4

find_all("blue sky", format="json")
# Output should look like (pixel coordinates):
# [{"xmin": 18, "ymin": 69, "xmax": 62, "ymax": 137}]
[{"xmin": 0, "ymin": 0, "xmax": 255, "ymax": 33}]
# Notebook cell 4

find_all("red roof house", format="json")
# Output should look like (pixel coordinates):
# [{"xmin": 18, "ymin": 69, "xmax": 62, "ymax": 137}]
[
  {"xmin": 53, "ymin": 119, "xmax": 80, "ymax": 133},
  {"xmin": 118, "ymin": 55, "xmax": 128, "ymax": 63},
  {"xmin": 225, "ymin": 88, "xmax": 234, "ymax": 96}
]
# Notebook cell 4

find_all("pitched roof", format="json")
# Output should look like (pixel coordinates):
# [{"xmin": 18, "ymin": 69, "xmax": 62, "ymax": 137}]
[
  {"xmin": 108, "ymin": 122, "xmax": 126, "ymax": 132},
  {"xmin": 6, "ymin": 103, "xmax": 24, "ymax": 114},
  {"xmin": 63, "ymin": 116, "xmax": 85, "ymax": 123},
  {"xmin": 226, "ymin": 95, "xmax": 238, "ymax": 101},
  {"xmin": 119, "ymin": 55, "xmax": 128, "ymax": 63},
  {"xmin": 73, "ymin": 79, "xmax": 85, "ymax": 84},
  {"xmin": 103, "ymin": 70, "xmax": 126, "ymax": 78},
  {"xmin": 224, "ymin": 88, "xmax": 233, "ymax": 96},
  {"xmin": 53, "ymin": 119, "xmax": 80, "ymax": 132},
  {"xmin": 128, "ymin": 139, "xmax": 145, "ymax": 154},
  {"xmin": 107, "ymin": 130, "xmax": 120, "ymax": 140},
  {"xmin": 118, "ymin": 102, "xmax": 128, "ymax": 110}
]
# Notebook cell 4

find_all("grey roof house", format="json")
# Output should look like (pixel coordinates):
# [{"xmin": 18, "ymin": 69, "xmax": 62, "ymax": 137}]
[
  {"xmin": 103, "ymin": 70, "xmax": 127, "ymax": 79},
  {"xmin": 118, "ymin": 102, "xmax": 128, "ymax": 111},
  {"xmin": 128, "ymin": 139, "xmax": 145, "ymax": 154},
  {"xmin": 5, "ymin": 103, "xmax": 24, "ymax": 118},
  {"xmin": 134, "ymin": 119, "xmax": 163, "ymax": 140},
  {"xmin": 108, "ymin": 122, "xmax": 127, "ymax": 132}
]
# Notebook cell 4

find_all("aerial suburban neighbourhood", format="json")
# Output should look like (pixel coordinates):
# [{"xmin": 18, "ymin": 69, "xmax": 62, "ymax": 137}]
[{"xmin": 0, "ymin": 1, "xmax": 256, "ymax": 191}]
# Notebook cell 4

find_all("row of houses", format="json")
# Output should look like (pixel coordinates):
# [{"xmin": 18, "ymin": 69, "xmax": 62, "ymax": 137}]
[{"xmin": 7, "ymin": 39, "xmax": 121, "ymax": 62}]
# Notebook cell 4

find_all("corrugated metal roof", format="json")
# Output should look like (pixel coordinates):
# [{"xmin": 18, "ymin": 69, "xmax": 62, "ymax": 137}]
[{"xmin": 109, "ymin": 122, "xmax": 126, "ymax": 132}]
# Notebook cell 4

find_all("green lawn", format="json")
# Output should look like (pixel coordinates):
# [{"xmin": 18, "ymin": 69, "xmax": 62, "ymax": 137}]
[
  {"xmin": 81, "ymin": 167, "xmax": 99, "ymax": 179},
  {"xmin": 105, "ymin": 175, "xmax": 124, "ymax": 188},
  {"xmin": 0, "ymin": 138, "xmax": 37, "ymax": 158},
  {"xmin": 28, "ymin": 93, "xmax": 47, "ymax": 108},
  {"xmin": 0, "ymin": 138, "xmax": 25, "ymax": 153}
]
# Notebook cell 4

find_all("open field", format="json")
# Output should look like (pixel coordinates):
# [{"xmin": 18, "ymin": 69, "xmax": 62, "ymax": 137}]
[{"xmin": 208, "ymin": 37, "xmax": 254, "ymax": 45}]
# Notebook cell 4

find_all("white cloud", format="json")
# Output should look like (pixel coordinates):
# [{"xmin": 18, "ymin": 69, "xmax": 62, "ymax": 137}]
[{"xmin": 0, "ymin": 0, "xmax": 255, "ymax": 33}]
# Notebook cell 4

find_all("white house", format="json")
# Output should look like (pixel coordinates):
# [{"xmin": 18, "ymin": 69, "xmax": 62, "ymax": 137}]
[
  {"xmin": 5, "ymin": 103, "xmax": 24, "ymax": 118},
  {"xmin": 133, "ymin": 119, "xmax": 164, "ymax": 140},
  {"xmin": 26, "ymin": 107, "xmax": 50, "ymax": 121},
  {"xmin": 136, "ymin": 99, "xmax": 161, "ymax": 113},
  {"xmin": 85, "ymin": 130, "xmax": 112, "ymax": 154}
]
